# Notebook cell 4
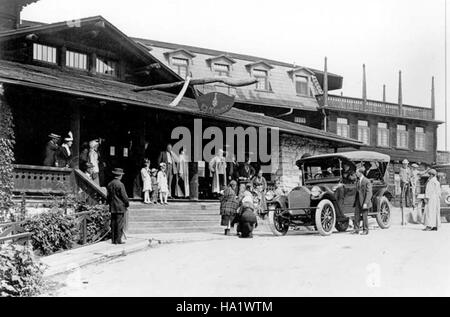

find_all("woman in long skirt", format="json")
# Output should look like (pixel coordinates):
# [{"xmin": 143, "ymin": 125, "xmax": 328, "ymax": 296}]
[
  {"xmin": 219, "ymin": 180, "xmax": 239, "ymax": 235},
  {"xmin": 141, "ymin": 159, "xmax": 152, "ymax": 204}
]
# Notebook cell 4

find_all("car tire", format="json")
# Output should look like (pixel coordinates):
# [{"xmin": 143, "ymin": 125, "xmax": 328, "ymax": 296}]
[
  {"xmin": 267, "ymin": 204, "xmax": 289, "ymax": 236},
  {"xmin": 335, "ymin": 219, "xmax": 349, "ymax": 232},
  {"xmin": 376, "ymin": 196, "xmax": 391, "ymax": 229},
  {"xmin": 315, "ymin": 199, "xmax": 336, "ymax": 236}
]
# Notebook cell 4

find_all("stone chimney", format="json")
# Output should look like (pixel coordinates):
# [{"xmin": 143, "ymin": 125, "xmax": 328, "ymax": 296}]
[{"xmin": 0, "ymin": 0, "xmax": 40, "ymax": 32}]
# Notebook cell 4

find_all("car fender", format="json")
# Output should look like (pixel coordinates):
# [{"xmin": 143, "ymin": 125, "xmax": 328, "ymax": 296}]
[
  {"xmin": 267, "ymin": 195, "xmax": 288, "ymax": 210},
  {"xmin": 372, "ymin": 188, "xmax": 393, "ymax": 212}
]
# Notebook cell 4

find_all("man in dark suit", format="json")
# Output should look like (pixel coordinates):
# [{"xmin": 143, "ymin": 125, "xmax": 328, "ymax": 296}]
[
  {"xmin": 157, "ymin": 144, "xmax": 178, "ymax": 198},
  {"xmin": 43, "ymin": 133, "xmax": 61, "ymax": 166},
  {"xmin": 107, "ymin": 168, "xmax": 129, "ymax": 244},
  {"xmin": 353, "ymin": 167, "xmax": 373, "ymax": 235}
]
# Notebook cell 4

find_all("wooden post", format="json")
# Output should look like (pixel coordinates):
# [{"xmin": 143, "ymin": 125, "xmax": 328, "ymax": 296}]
[
  {"xmin": 323, "ymin": 56, "xmax": 328, "ymax": 132},
  {"xmin": 398, "ymin": 71, "xmax": 403, "ymax": 116},
  {"xmin": 383, "ymin": 84, "xmax": 386, "ymax": 103},
  {"xmin": 189, "ymin": 162, "xmax": 199, "ymax": 201},
  {"xmin": 70, "ymin": 100, "xmax": 81, "ymax": 169},
  {"xmin": 431, "ymin": 76, "xmax": 436, "ymax": 120},
  {"xmin": 82, "ymin": 216, "xmax": 87, "ymax": 245},
  {"xmin": 362, "ymin": 64, "xmax": 367, "ymax": 109}
]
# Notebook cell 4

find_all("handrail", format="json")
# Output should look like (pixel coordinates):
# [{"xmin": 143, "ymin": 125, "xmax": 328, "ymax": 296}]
[
  {"xmin": 73, "ymin": 169, "xmax": 107, "ymax": 201},
  {"xmin": 12, "ymin": 164, "xmax": 72, "ymax": 172}
]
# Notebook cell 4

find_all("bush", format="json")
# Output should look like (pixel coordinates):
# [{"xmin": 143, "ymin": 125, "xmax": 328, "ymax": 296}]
[
  {"xmin": 0, "ymin": 244, "xmax": 45, "ymax": 297},
  {"xmin": 80, "ymin": 204, "xmax": 111, "ymax": 244},
  {"xmin": 23, "ymin": 210, "xmax": 78, "ymax": 256}
]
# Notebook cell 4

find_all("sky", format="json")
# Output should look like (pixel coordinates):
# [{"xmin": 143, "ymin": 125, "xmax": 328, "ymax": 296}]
[{"xmin": 21, "ymin": 0, "xmax": 449, "ymax": 151}]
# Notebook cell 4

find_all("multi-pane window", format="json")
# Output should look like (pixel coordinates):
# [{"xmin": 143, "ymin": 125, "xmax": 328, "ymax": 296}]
[
  {"xmin": 295, "ymin": 75, "xmax": 309, "ymax": 96},
  {"xmin": 357, "ymin": 120, "xmax": 370, "ymax": 145},
  {"xmin": 33, "ymin": 43, "xmax": 57, "ymax": 64},
  {"xmin": 96, "ymin": 57, "xmax": 117, "ymax": 76},
  {"xmin": 254, "ymin": 69, "xmax": 269, "ymax": 91},
  {"xmin": 294, "ymin": 117, "xmax": 306, "ymax": 124},
  {"xmin": 415, "ymin": 127, "xmax": 426, "ymax": 150},
  {"xmin": 213, "ymin": 63, "xmax": 230, "ymax": 77},
  {"xmin": 66, "ymin": 50, "xmax": 87, "ymax": 70},
  {"xmin": 377, "ymin": 122, "xmax": 389, "ymax": 147},
  {"xmin": 396, "ymin": 124, "xmax": 408, "ymax": 148},
  {"xmin": 172, "ymin": 57, "xmax": 189, "ymax": 78},
  {"xmin": 336, "ymin": 118, "xmax": 350, "ymax": 138}
]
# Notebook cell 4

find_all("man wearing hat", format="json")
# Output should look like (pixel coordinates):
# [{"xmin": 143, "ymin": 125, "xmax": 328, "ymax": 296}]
[
  {"xmin": 353, "ymin": 167, "xmax": 372, "ymax": 235},
  {"xmin": 55, "ymin": 132, "xmax": 73, "ymax": 168},
  {"xmin": 106, "ymin": 168, "xmax": 129, "ymax": 244},
  {"xmin": 399, "ymin": 159, "xmax": 412, "ymax": 207},
  {"xmin": 43, "ymin": 133, "xmax": 61, "ymax": 166},
  {"xmin": 410, "ymin": 163, "xmax": 421, "ymax": 207},
  {"xmin": 423, "ymin": 169, "xmax": 441, "ymax": 231}
]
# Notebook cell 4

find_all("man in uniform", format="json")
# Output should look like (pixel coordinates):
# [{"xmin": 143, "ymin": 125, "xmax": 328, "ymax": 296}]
[
  {"xmin": 399, "ymin": 159, "xmax": 412, "ymax": 207},
  {"xmin": 106, "ymin": 168, "xmax": 129, "ymax": 244},
  {"xmin": 353, "ymin": 167, "xmax": 373, "ymax": 235}
]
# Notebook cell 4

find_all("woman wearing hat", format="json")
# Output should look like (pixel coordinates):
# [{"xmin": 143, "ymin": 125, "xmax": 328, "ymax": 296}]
[
  {"xmin": 157, "ymin": 163, "xmax": 169, "ymax": 205},
  {"xmin": 43, "ymin": 133, "xmax": 61, "ymax": 166},
  {"xmin": 88, "ymin": 139, "xmax": 100, "ymax": 185},
  {"xmin": 55, "ymin": 132, "xmax": 73, "ymax": 168},
  {"xmin": 423, "ymin": 169, "xmax": 441, "ymax": 231}
]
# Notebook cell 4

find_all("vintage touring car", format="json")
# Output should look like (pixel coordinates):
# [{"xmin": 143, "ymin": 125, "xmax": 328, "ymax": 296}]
[{"xmin": 265, "ymin": 151, "xmax": 394, "ymax": 236}]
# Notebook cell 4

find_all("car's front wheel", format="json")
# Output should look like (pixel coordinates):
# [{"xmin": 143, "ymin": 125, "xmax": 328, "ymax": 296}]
[
  {"xmin": 315, "ymin": 199, "xmax": 336, "ymax": 236},
  {"xmin": 376, "ymin": 196, "xmax": 391, "ymax": 229},
  {"xmin": 267, "ymin": 204, "xmax": 289, "ymax": 236}
]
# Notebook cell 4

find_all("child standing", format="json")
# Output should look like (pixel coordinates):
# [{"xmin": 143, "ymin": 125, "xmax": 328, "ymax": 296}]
[
  {"xmin": 141, "ymin": 159, "xmax": 151, "ymax": 204},
  {"xmin": 157, "ymin": 163, "xmax": 169, "ymax": 205},
  {"xmin": 150, "ymin": 168, "xmax": 159, "ymax": 204}
]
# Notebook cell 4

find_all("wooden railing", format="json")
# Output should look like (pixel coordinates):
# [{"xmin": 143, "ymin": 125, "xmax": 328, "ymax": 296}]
[
  {"xmin": 0, "ymin": 221, "xmax": 32, "ymax": 245},
  {"xmin": 12, "ymin": 164, "xmax": 74, "ymax": 195},
  {"xmin": 317, "ymin": 94, "xmax": 434, "ymax": 120},
  {"xmin": 73, "ymin": 169, "xmax": 107, "ymax": 204}
]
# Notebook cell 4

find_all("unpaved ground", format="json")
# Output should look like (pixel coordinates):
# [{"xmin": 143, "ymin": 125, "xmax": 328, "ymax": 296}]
[{"xmin": 44, "ymin": 210, "xmax": 450, "ymax": 297}]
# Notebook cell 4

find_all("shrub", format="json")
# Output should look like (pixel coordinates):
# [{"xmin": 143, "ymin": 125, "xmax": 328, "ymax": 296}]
[
  {"xmin": 78, "ymin": 204, "xmax": 111, "ymax": 244},
  {"xmin": 0, "ymin": 244, "xmax": 45, "ymax": 297},
  {"xmin": 23, "ymin": 210, "xmax": 78, "ymax": 256}
]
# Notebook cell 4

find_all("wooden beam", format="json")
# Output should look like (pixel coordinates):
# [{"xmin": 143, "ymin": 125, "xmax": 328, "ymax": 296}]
[{"xmin": 133, "ymin": 77, "xmax": 258, "ymax": 92}]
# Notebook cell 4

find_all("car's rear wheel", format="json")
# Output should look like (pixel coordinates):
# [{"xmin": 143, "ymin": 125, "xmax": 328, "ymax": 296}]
[
  {"xmin": 335, "ymin": 219, "xmax": 349, "ymax": 232},
  {"xmin": 315, "ymin": 199, "xmax": 336, "ymax": 236},
  {"xmin": 268, "ymin": 204, "xmax": 289, "ymax": 236},
  {"xmin": 376, "ymin": 196, "xmax": 391, "ymax": 229}
]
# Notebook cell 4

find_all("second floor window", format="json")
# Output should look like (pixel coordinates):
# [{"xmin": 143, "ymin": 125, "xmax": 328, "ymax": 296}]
[
  {"xmin": 294, "ymin": 117, "xmax": 306, "ymax": 124},
  {"xmin": 66, "ymin": 50, "xmax": 87, "ymax": 70},
  {"xmin": 377, "ymin": 122, "xmax": 389, "ymax": 147},
  {"xmin": 96, "ymin": 57, "xmax": 117, "ymax": 76},
  {"xmin": 213, "ymin": 63, "xmax": 230, "ymax": 77},
  {"xmin": 172, "ymin": 57, "xmax": 189, "ymax": 79},
  {"xmin": 357, "ymin": 120, "xmax": 370, "ymax": 145},
  {"xmin": 295, "ymin": 75, "xmax": 309, "ymax": 96},
  {"xmin": 396, "ymin": 124, "xmax": 408, "ymax": 149},
  {"xmin": 415, "ymin": 127, "xmax": 426, "ymax": 150},
  {"xmin": 254, "ymin": 69, "xmax": 269, "ymax": 91},
  {"xmin": 33, "ymin": 43, "xmax": 57, "ymax": 64},
  {"xmin": 336, "ymin": 118, "xmax": 350, "ymax": 138}
]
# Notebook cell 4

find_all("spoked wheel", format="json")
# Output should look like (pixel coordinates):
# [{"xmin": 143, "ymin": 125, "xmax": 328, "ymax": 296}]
[
  {"xmin": 268, "ymin": 204, "xmax": 289, "ymax": 236},
  {"xmin": 315, "ymin": 199, "xmax": 336, "ymax": 236},
  {"xmin": 376, "ymin": 196, "xmax": 391, "ymax": 229}
]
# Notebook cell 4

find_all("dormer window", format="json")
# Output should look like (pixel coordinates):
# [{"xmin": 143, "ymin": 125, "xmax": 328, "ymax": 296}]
[
  {"xmin": 213, "ymin": 63, "xmax": 230, "ymax": 77},
  {"xmin": 172, "ymin": 57, "xmax": 189, "ymax": 78},
  {"xmin": 295, "ymin": 75, "xmax": 309, "ymax": 96},
  {"xmin": 33, "ymin": 43, "xmax": 57, "ymax": 64},
  {"xmin": 96, "ymin": 57, "xmax": 117, "ymax": 77},
  {"xmin": 66, "ymin": 50, "xmax": 87, "ymax": 70},
  {"xmin": 254, "ymin": 69, "xmax": 269, "ymax": 91}
]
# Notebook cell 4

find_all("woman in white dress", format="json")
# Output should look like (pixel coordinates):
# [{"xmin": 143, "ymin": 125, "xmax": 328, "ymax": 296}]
[
  {"xmin": 423, "ymin": 169, "xmax": 441, "ymax": 231},
  {"xmin": 141, "ymin": 159, "xmax": 152, "ymax": 204},
  {"xmin": 157, "ymin": 163, "xmax": 169, "ymax": 205}
]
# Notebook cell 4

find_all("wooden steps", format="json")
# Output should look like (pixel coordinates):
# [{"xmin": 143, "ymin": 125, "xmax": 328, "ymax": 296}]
[{"xmin": 127, "ymin": 202, "xmax": 222, "ymax": 234}]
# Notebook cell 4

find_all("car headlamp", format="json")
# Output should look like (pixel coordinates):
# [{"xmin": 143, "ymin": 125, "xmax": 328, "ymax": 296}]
[
  {"xmin": 265, "ymin": 190, "xmax": 275, "ymax": 201},
  {"xmin": 311, "ymin": 186, "xmax": 321, "ymax": 197}
]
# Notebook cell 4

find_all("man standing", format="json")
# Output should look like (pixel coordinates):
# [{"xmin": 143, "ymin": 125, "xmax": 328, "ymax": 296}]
[
  {"xmin": 107, "ymin": 168, "xmax": 129, "ymax": 244},
  {"xmin": 43, "ymin": 133, "xmax": 61, "ymax": 166},
  {"xmin": 158, "ymin": 144, "xmax": 178, "ymax": 198},
  {"xmin": 399, "ymin": 159, "xmax": 412, "ymax": 207},
  {"xmin": 423, "ymin": 169, "xmax": 441, "ymax": 231},
  {"xmin": 353, "ymin": 167, "xmax": 372, "ymax": 235}
]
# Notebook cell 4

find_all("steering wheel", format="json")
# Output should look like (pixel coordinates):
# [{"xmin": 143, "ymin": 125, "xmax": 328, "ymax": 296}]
[{"xmin": 313, "ymin": 173, "xmax": 323, "ymax": 179}]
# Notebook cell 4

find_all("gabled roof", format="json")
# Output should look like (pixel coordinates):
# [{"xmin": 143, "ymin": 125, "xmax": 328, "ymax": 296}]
[
  {"xmin": 287, "ymin": 67, "xmax": 315, "ymax": 75},
  {"xmin": 163, "ymin": 48, "xmax": 197, "ymax": 59},
  {"xmin": 205, "ymin": 54, "xmax": 237, "ymax": 65},
  {"xmin": 245, "ymin": 60, "xmax": 274, "ymax": 70},
  {"xmin": 0, "ymin": 60, "xmax": 362, "ymax": 148}
]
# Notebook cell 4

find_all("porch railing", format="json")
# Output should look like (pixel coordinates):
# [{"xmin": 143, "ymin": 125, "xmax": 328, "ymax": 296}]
[
  {"xmin": 0, "ymin": 221, "xmax": 32, "ymax": 245},
  {"xmin": 73, "ymin": 169, "xmax": 107, "ymax": 203},
  {"xmin": 12, "ymin": 164, "xmax": 74, "ymax": 195},
  {"xmin": 317, "ymin": 94, "xmax": 434, "ymax": 121}
]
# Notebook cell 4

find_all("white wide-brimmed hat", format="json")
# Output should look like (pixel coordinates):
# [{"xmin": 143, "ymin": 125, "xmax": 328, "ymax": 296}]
[{"xmin": 402, "ymin": 159, "xmax": 409, "ymax": 164}]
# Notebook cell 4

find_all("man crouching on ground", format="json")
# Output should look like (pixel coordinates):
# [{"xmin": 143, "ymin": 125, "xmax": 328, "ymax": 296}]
[
  {"xmin": 107, "ymin": 168, "xmax": 129, "ymax": 244},
  {"xmin": 232, "ymin": 195, "xmax": 258, "ymax": 238}
]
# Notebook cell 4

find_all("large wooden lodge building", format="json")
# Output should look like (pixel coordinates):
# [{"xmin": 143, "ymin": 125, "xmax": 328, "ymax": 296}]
[{"xmin": 0, "ymin": 0, "xmax": 443, "ymax": 202}]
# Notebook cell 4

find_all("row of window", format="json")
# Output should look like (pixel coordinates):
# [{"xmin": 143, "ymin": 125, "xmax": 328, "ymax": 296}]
[
  {"xmin": 33, "ymin": 43, "xmax": 117, "ymax": 76},
  {"xmin": 171, "ymin": 56, "xmax": 309, "ymax": 96},
  {"xmin": 336, "ymin": 118, "xmax": 426, "ymax": 150}
]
